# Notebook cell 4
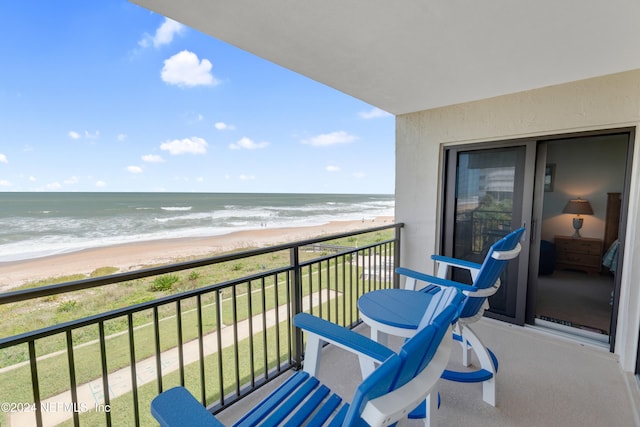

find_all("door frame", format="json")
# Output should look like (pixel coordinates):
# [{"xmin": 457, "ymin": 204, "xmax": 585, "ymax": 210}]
[
  {"xmin": 525, "ymin": 127, "xmax": 633, "ymax": 353},
  {"xmin": 441, "ymin": 139, "xmax": 536, "ymax": 325},
  {"xmin": 441, "ymin": 127, "xmax": 634, "ymax": 343}
]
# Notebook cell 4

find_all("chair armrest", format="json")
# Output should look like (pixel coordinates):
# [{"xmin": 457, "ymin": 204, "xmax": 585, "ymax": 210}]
[
  {"xmin": 431, "ymin": 254, "xmax": 482, "ymax": 282},
  {"xmin": 396, "ymin": 267, "xmax": 477, "ymax": 294},
  {"xmin": 294, "ymin": 313, "xmax": 395, "ymax": 377},
  {"xmin": 294, "ymin": 313, "xmax": 394, "ymax": 364},
  {"xmin": 431, "ymin": 255, "xmax": 482, "ymax": 281},
  {"xmin": 151, "ymin": 386, "xmax": 223, "ymax": 427},
  {"xmin": 431, "ymin": 254, "xmax": 482, "ymax": 272}
]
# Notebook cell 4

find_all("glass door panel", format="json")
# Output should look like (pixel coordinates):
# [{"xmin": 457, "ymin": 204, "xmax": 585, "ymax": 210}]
[{"xmin": 443, "ymin": 144, "xmax": 532, "ymax": 324}]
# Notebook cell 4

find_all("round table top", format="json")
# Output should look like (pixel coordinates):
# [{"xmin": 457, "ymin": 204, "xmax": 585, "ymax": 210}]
[{"xmin": 358, "ymin": 289, "xmax": 435, "ymax": 329}]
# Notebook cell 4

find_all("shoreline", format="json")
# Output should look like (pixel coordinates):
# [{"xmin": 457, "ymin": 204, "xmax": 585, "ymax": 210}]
[{"xmin": 0, "ymin": 216, "xmax": 394, "ymax": 292}]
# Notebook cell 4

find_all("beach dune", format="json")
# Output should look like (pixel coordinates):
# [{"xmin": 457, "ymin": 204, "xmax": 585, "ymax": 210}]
[{"xmin": 0, "ymin": 217, "xmax": 394, "ymax": 292}]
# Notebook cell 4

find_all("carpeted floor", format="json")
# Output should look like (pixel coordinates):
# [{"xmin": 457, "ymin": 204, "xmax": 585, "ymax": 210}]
[{"xmin": 535, "ymin": 270, "xmax": 614, "ymax": 335}]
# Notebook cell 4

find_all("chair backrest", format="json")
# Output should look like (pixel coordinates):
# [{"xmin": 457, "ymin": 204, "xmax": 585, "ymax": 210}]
[
  {"xmin": 459, "ymin": 227, "xmax": 525, "ymax": 318},
  {"xmin": 416, "ymin": 286, "xmax": 462, "ymax": 330},
  {"xmin": 342, "ymin": 290, "xmax": 464, "ymax": 426}
]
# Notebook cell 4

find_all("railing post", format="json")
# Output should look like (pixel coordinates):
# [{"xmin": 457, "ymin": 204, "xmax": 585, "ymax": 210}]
[
  {"xmin": 393, "ymin": 224, "xmax": 402, "ymax": 289},
  {"xmin": 290, "ymin": 245, "xmax": 304, "ymax": 369}
]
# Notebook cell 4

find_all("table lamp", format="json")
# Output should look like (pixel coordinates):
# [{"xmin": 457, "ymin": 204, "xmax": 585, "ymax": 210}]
[{"xmin": 562, "ymin": 198, "xmax": 593, "ymax": 238}]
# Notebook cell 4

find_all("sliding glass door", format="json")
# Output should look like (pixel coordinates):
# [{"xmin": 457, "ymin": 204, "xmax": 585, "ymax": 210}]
[{"xmin": 442, "ymin": 143, "xmax": 534, "ymax": 324}]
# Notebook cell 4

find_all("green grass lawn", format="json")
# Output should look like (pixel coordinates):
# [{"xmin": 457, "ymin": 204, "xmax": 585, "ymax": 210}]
[{"xmin": 0, "ymin": 229, "xmax": 394, "ymax": 426}]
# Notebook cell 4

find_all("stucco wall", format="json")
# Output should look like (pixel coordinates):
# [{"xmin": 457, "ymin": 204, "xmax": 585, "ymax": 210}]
[{"xmin": 396, "ymin": 69, "xmax": 640, "ymax": 371}]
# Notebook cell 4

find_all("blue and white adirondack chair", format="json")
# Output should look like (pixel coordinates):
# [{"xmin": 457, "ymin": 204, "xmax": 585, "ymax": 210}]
[
  {"xmin": 151, "ymin": 287, "xmax": 464, "ymax": 427},
  {"xmin": 358, "ymin": 227, "xmax": 525, "ymax": 406}
]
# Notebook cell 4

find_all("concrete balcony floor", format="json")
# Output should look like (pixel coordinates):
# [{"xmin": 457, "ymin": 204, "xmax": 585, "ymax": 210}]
[{"xmin": 216, "ymin": 318, "xmax": 640, "ymax": 426}]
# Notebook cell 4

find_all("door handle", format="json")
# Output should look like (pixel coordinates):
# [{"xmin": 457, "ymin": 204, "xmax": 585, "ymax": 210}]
[{"xmin": 529, "ymin": 220, "xmax": 536, "ymax": 243}]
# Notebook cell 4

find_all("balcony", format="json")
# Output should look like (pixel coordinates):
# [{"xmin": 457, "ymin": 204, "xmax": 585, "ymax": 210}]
[
  {"xmin": 215, "ymin": 319, "xmax": 640, "ymax": 426},
  {"xmin": 1, "ymin": 223, "xmax": 639, "ymax": 426},
  {"xmin": 0, "ymin": 224, "xmax": 400, "ymax": 426}
]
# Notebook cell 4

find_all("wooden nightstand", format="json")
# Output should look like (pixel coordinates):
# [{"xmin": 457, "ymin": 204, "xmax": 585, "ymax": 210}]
[{"xmin": 554, "ymin": 235, "xmax": 603, "ymax": 275}]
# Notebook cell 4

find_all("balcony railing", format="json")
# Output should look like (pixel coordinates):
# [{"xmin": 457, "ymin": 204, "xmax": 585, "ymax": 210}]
[{"xmin": 0, "ymin": 223, "xmax": 402, "ymax": 427}]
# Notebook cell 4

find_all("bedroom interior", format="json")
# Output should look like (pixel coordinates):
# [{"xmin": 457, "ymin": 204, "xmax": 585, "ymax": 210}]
[{"xmin": 534, "ymin": 134, "xmax": 627, "ymax": 344}]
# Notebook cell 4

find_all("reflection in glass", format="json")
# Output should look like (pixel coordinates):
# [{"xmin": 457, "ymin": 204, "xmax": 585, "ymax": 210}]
[{"xmin": 453, "ymin": 148, "xmax": 520, "ymax": 316}]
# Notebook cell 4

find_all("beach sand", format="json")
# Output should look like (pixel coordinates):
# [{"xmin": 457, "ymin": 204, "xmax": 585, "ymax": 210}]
[{"xmin": 0, "ymin": 216, "xmax": 395, "ymax": 292}]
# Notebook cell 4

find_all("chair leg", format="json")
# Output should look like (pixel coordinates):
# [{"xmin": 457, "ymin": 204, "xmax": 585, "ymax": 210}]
[
  {"xmin": 424, "ymin": 392, "xmax": 437, "ymax": 427},
  {"xmin": 460, "ymin": 324, "xmax": 496, "ymax": 406},
  {"xmin": 302, "ymin": 332, "xmax": 323, "ymax": 376},
  {"xmin": 359, "ymin": 357, "xmax": 376, "ymax": 378},
  {"xmin": 370, "ymin": 327, "xmax": 389, "ymax": 347},
  {"xmin": 454, "ymin": 323, "xmax": 472, "ymax": 367}
]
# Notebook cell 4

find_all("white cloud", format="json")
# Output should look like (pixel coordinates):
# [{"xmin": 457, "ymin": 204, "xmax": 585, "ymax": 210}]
[
  {"xmin": 64, "ymin": 176, "xmax": 79, "ymax": 185},
  {"xmin": 153, "ymin": 18, "xmax": 185, "ymax": 47},
  {"xmin": 46, "ymin": 182, "xmax": 62, "ymax": 190},
  {"xmin": 117, "ymin": 134, "xmax": 127, "ymax": 142},
  {"xmin": 138, "ymin": 35, "xmax": 150, "ymax": 48},
  {"xmin": 29, "ymin": 176, "xmax": 36, "ymax": 182},
  {"xmin": 84, "ymin": 130, "xmax": 99, "ymax": 139},
  {"xmin": 326, "ymin": 165, "xmax": 340, "ymax": 172},
  {"xmin": 142, "ymin": 154, "xmax": 165, "ymax": 163},
  {"xmin": 301, "ymin": 131, "xmax": 357, "ymax": 147},
  {"xmin": 215, "ymin": 122, "xmax": 236, "ymax": 131},
  {"xmin": 353, "ymin": 171, "xmax": 366, "ymax": 178},
  {"xmin": 127, "ymin": 166, "xmax": 143, "ymax": 174},
  {"xmin": 95, "ymin": 180, "xmax": 107, "ymax": 188},
  {"xmin": 161, "ymin": 50, "xmax": 218, "ymax": 87},
  {"xmin": 0, "ymin": 153, "xmax": 7, "ymax": 164},
  {"xmin": 0, "ymin": 180, "xmax": 11, "ymax": 187},
  {"xmin": 229, "ymin": 137, "xmax": 269, "ymax": 150},
  {"xmin": 239, "ymin": 174, "xmax": 255, "ymax": 181},
  {"xmin": 196, "ymin": 177, "xmax": 204, "ymax": 182},
  {"xmin": 359, "ymin": 107, "xmax": 392, "ymax": 119},
  {"xmin": 68, "ymin": 130, "xmax": 99, "ymax": 140},
  {"xmin": 139, "ymin": 18, "xmax": 185, "ymax": 48},
  {"xmin": 160, "ymin": 137, "xmax": 208, "ymax": 155}
]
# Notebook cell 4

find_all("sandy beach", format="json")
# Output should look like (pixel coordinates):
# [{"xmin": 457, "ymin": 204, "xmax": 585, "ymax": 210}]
[{"xmin": 0, "ymin": 216, "xmax": 394, "ymax": 292}]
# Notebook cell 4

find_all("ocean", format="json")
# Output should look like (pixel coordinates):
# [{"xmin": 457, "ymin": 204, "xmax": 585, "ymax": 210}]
[{"xmin": 0, "ymin": 192, "xmax": 394, "ymax": 263}]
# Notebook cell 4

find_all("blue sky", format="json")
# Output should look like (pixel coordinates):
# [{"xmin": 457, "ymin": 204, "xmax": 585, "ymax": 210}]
[{"xmin": 0, "ymin": 1, "xmax": 394, "ymax": 194}]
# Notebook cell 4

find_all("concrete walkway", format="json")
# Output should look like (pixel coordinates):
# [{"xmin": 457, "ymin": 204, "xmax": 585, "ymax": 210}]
[{"xmin": 10, "ymin": 290, "xmax": 337, "ymax": 427}]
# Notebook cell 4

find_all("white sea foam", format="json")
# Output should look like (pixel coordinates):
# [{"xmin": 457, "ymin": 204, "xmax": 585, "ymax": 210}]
[
  {"xmin": 161, "ymin": 206, "xmax": 193, "ymax": 211},
  {"xmin": 0, "ymin": 193, "xmax": 394, "ymax": 262}
]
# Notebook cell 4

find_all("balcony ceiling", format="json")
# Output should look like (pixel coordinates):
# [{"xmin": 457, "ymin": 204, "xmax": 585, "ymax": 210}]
[{"xmin": 131, "ymin": 0, "xmax": 640, "ymax": 115}]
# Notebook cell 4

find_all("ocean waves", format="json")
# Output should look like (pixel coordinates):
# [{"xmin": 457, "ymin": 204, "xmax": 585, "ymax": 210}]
[{"xmin": 0, "ymin": 193, "xmax": 394, "ymax": 262}]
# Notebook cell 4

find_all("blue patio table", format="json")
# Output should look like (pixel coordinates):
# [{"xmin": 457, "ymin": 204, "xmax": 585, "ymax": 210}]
[{"xmin": 358, "ymin": 288, "xmax": 438, "ymax": 345}]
